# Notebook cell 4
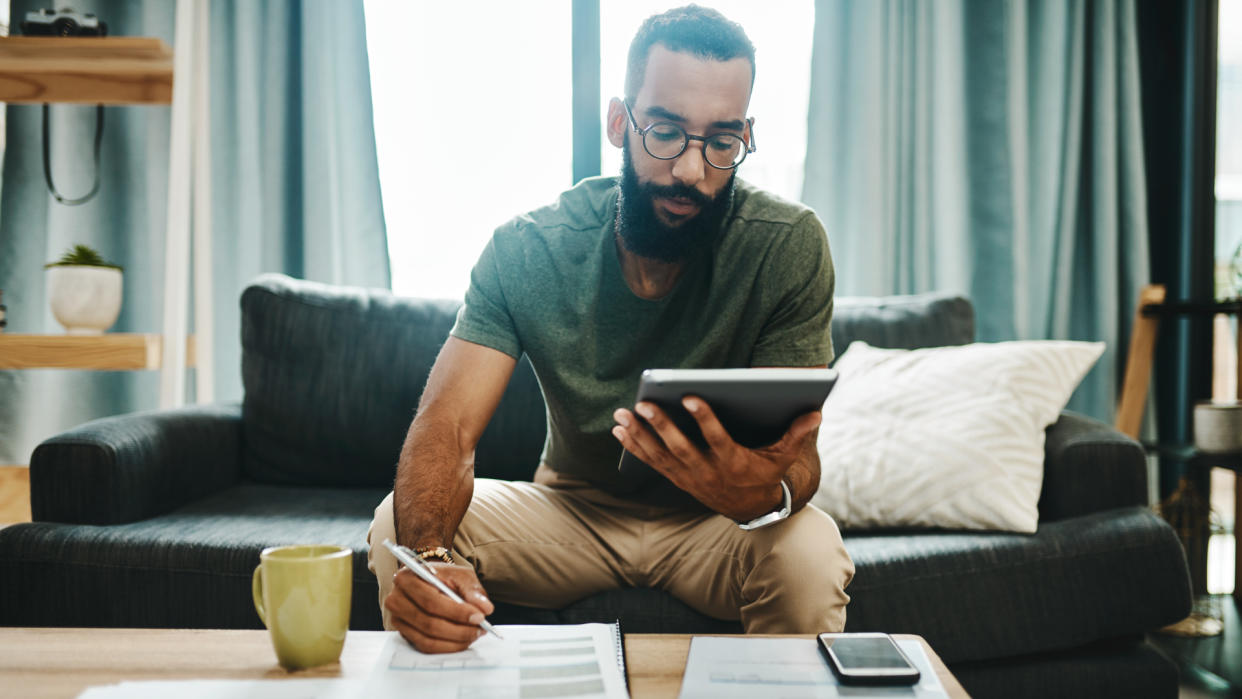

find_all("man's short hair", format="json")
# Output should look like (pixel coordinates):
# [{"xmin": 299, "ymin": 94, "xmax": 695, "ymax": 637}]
[{"xmin": 624, "ymin": 5, "xmax": 756, "ymax": 102}]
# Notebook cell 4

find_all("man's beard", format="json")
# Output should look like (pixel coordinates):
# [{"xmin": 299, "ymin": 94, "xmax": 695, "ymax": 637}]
[{"xmin": 615, "ymin": 143, "xmax": 735, "ymax": 263}]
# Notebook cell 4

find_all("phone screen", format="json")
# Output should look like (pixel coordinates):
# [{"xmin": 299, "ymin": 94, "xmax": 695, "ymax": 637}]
[
  {"xmin": 818, "ymin": 633, "xmax": 920, "ymax": 686},
  {"xmin": 825, "ymin": 636, "xmax": 912, "ymax": 669}
]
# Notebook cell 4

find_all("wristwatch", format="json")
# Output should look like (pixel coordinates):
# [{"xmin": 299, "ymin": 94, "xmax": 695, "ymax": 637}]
[{"xmin": 737, "ymin": 479, "xmax": 792, "ymax": 530}]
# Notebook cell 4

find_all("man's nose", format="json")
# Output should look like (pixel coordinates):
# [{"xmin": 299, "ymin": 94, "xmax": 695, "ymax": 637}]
[{"xmin": 671, "ymin": 141, "xmax": 707, "ymax": 188}]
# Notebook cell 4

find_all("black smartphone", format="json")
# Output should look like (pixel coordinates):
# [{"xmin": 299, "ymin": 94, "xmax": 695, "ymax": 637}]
[{"xmin": 817, "ymin": 632, "xmax": 921, "ymax": 686}]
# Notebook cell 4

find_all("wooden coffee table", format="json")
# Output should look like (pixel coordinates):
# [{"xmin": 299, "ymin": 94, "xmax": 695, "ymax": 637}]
[
  {"xmin": 631, "ymin": 633, "xmax": 968, "ymax": 697},
  {"xmin": 1, "ymin": 628, "xmax": 968, "ymax": 698}
]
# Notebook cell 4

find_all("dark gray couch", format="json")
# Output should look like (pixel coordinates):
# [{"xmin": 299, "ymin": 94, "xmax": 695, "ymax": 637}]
[{"xmin": 0, "ymin": 274, "xmax": 1192, "ymax": 698}]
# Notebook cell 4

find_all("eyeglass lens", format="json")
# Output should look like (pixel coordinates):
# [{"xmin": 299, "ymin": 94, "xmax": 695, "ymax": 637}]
[{"xmin": 643, "ymin": 123, "xmax": 746, "ymax": 169}]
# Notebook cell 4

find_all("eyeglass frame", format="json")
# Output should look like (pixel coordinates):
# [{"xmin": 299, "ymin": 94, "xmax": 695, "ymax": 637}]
[{"xmin": 621, "ymin": 99, "xmax": 756, "ymax": 170}]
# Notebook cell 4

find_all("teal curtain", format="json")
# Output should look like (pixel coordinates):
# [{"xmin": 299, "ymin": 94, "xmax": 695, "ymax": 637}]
[
  {"xmin": 208, "ymin": 0, "xmax": 391, "ymax": 401},
  {"xmin": 803, "ymin": 0, "xmax": 1151, "ymax": 422},
  {"xmin": 1135, "ymin": 0, "xmax": 1218, "ymax": 498},
  {"xmin": 0, "ymin": 0, "xmax": 389, "ymax": 465}
]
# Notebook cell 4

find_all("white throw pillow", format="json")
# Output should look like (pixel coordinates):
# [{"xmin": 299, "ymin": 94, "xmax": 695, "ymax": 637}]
[{"xmin": 812, "ymin": 340, "xmax": 1105, "ymax": 533}]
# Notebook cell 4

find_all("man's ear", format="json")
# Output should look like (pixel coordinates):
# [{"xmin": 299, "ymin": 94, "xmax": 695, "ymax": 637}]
[{"xmin": 606, "ymin": 97, "xmax": 628, "ymax": 149}]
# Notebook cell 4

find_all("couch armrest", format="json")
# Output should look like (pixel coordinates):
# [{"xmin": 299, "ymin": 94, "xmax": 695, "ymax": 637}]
[
  {"xmin": 30, "ymin": 402, "xmax": 243, "ymax": 525},
  {"xmin": 1038, "ymin": 410, "xmax": 1148, "ymax": 522}
]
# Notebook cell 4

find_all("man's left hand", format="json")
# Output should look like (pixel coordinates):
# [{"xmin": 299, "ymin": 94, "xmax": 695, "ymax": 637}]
[{"xmin": 611, "ymin": 397, "xmax": 820, "ymax": 521}]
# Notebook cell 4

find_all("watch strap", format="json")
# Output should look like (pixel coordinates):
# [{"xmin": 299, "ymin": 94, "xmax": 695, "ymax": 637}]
[{"xmin": 737, "ymin": 479, "xmax": 792, "ymax": 531}]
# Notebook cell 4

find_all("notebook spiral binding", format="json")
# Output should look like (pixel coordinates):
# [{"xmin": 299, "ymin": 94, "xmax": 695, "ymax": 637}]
[{"xmin": 612, "ymin": 619, "xmax": 628, "ymax": 692}]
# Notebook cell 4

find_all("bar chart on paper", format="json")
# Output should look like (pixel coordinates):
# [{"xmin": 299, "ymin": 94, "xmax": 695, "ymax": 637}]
[{"xmin": 365, "ymin": 623, "xmax": 627, "ymax": 699}]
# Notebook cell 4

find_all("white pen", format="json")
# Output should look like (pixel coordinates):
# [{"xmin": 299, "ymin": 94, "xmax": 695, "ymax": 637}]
[{"xmin": 382, "ymin": 538, "xmax": 504, "ymax": 640}]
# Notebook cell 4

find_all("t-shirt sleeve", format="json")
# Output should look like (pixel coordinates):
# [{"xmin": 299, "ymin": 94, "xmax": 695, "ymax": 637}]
[
  {"xmin": 750, "ymin": 212, "xmax": 836, "ymax": 367},
  {"xmin": 449, "ymin": 234, "xmax": 523, "ymax": 359}
]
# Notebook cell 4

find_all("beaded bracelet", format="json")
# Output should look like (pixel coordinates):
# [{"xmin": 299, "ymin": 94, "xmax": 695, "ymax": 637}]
[{"xmin": 413, "ymin": 546, "xmax": 454, "ymax": 565}]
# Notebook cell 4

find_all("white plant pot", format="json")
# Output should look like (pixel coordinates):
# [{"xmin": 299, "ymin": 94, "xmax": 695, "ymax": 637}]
[
  {"xmin": 47, "ymin": 265, "xmax": 123, "ymax": 334},
  {"xmin": 1194, "ymin": 401, "xmax": 1242, "ymax": 453}
]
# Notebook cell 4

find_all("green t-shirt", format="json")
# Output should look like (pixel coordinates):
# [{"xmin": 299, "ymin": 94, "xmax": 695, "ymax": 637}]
[{"xmin": 450, "ymin": 175, "xmax": 835, "ymax": 501}]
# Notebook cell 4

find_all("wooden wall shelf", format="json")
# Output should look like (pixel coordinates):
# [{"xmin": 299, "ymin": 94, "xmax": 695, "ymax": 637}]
[
  {"xmin": 0, "ymin": 334, "xmax": 195, "ymax": 370},
  {"xmin": 0, "ymin": 37, "xmax": 173, "ymax": 104}
]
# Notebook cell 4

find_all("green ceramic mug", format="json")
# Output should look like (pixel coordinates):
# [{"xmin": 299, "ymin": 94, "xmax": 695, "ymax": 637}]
[{"xmin": 252, "ymin": 544, "xmax": 353, "ymax": 670}]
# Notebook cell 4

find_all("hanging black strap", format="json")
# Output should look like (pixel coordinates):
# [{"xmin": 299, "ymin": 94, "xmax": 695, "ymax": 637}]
[{"xmin": 41, "ymin": 103, "xmax": 105, "ymax": 206}]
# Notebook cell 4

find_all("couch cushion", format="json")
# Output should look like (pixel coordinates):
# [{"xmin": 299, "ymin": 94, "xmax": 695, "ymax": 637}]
[
  {"xmin": 840, "ymin": 507, "xmax": 1191, "ymax": 663},
  {"xmin": 0, "ymin": 481, "xmax": 740, "ymax": 634},
  {"xmin": 240, "ymin": 274, "xmax": 546, "ymax": 486},
  {"xmin": 832, "ymin": 292, "xmax": 975, "ymax": 353},
  {"xmin": 0, "ymin": 483, "xmax": 389, "ymax": 630}
]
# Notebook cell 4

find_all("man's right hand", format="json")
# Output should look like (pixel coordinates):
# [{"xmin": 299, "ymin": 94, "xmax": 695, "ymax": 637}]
[{"xmin": 384, "ymin": 562, "xmax": 496, "ymax": 653}]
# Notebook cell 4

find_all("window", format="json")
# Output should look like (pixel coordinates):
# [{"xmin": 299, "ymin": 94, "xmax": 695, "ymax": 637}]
[
  {"xmin": 1209, "ymin": 0, "xmax": 1240, "ymax": 596},
  {"xmin": 1, "ymin": 2, "xmax": 8, "ymax": 182},
  {"xmin": 367, "ymin": 1, "xmax": 814, "ymax": 299},
  {"xmin": 1218, "ymin": 0, "xmax": 1242, "ymax": 304},
  {"xmin": 365, "ymin": 1, "xmax": 572, "ymax": 299}
]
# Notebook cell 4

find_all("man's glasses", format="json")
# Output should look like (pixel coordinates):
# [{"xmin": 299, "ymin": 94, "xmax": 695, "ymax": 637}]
[{"xmin": 622, "ymin": 100, "xmax": 755, "ymax": 170}]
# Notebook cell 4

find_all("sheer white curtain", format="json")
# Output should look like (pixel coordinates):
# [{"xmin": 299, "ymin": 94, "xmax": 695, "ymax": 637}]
[
  {"xmin": 1218, "ymin": 0, "xmax": 1242, "ymax": 272},
  {"xmin": 365, "ymin": 1, "xmax": 572, "ymax": 299},
  {"xmin": 366, "ymin": 1, "xmax": 813, "ymax": 300}
]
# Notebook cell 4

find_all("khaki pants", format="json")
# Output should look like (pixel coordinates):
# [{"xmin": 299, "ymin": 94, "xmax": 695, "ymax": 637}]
[{"xmin": 366, "ymin": 464, "xmax": 853, "ymax": 633}]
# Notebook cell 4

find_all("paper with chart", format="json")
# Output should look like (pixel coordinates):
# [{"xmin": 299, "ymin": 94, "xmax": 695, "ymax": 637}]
[
  {"xmin": 678, "ymin": 636, "xmax": 948, "ymax": 698},
  {"xmin": 76, "ymin": 678, "xmax": 366, "ymax": 699},
  {"xmin": 362, "ymin": 623, "xmax": 628, "ymax": 699}
]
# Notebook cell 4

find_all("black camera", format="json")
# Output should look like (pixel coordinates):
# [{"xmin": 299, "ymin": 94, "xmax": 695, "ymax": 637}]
[{"xmin": 20, "ymin": 8, "xmax": 108, "ymax": 37}]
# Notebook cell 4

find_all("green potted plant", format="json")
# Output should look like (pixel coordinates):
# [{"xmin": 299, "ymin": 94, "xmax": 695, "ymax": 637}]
[{"xmin": 44, "ymin": 244, "xmax": 123, "ymax": 334}]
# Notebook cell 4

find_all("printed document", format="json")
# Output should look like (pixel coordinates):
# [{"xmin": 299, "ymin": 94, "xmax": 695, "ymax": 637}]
[
  {"xmin": 77, "ymin": 678, "xmax": 364, "ymax": 698},
  {"xmin": 679, "ymin": 636, "xmax": 948, "ymax": 698},
  {"xmin": 363, "ymin": 623, "xmax": 628, "ymax": 699},
  {"xmin": 75, "ymin": 624, "xmax": 626, "ymax": 699}
]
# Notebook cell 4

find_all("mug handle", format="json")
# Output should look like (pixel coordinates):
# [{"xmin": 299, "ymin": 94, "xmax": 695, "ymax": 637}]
[{"xmin": 252, "ymin": 565, "xmax": 268, "ymax": 627}]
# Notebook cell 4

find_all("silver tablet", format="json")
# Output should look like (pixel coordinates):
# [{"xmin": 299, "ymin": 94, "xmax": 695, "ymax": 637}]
[{"xmin": 617, "ymin": 368, "xmax": 838, "ymax": 477}]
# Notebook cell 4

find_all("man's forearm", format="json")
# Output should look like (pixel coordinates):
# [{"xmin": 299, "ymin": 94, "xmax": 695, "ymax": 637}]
[
  {"xmin": 785, "ymin": 435, "xmax": 821, "ymax": 513},
  {"xmin": 392, "ymin": 414, "xmax": 476, "ymax": 550}
]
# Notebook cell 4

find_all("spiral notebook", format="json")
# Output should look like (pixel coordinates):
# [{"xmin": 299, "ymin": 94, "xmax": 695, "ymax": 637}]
[{"xmin": 364, "ymin": 622, "xmax": 628, "ymax": 698}]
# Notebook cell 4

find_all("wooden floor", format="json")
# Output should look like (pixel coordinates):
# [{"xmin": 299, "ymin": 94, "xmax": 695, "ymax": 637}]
[{"xmin": 0, "ymin": 466, "xmax": 31, "ymax": 524}]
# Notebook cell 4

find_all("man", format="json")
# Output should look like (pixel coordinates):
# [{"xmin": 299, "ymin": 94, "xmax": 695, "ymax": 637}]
[{"xmin": 367, "ymin": 5, "xmax": 853, "ymax": 654}]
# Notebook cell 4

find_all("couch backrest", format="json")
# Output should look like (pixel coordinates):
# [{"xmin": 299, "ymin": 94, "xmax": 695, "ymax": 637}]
[
  {"xmin": 832, "ymin": 292, "xmax": 975, "ymax": 352},
  {"xmin": 240, "ymin": 275, "xmax": 973, "ymax": 487},
  {"xmin": 240, "ymin": 274, "xmax": 546, "ymax": 487}
]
